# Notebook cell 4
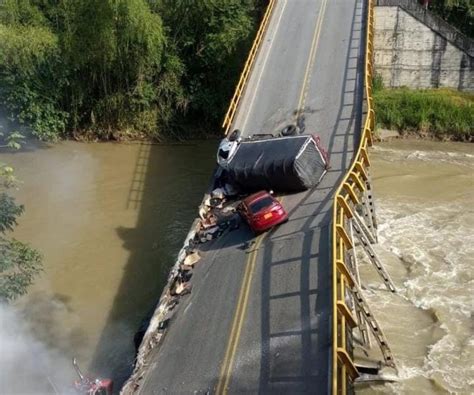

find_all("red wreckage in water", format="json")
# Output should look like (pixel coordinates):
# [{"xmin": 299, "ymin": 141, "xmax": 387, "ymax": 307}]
[{"xmin": 73, "ymin": 358, "xmax": 113, "ymax": 395}]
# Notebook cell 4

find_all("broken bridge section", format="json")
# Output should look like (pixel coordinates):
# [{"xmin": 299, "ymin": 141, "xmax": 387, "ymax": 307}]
[{"xmin": 122, "ymin": 0, "xmax": 398, "ymax": 394}]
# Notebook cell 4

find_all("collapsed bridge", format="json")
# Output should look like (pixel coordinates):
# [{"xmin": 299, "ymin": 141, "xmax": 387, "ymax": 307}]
[{"xmin": 122, "ymin": 0, "xmax": 399, "ymax": 393}]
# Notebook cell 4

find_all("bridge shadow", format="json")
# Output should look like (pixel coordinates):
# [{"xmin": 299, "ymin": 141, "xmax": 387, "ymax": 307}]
[
  {"xmin": 258, "ymin": 190, "xmax": 333, "ymax": 393},
  {"xmin": 87, "ymin": 141, "xmax": 217, "ymax": 390},
  {"xmin": 256, "ymin": 0, "xmax": 366, "ymax": 390},
  {"xmin": 326, "ymin": 0, "xmax": 365, "ymax": 159}
]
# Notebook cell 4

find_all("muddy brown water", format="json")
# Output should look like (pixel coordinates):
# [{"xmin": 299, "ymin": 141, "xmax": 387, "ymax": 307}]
[
  {"xmin": 0, "ymin": 140, "xmax": 215, "ymax": 393},
  {"xmin": 0, "ymin": 139, "xmax": 472, "ymax": 394},
  {"xmin": 358, "ymin": 140, "xmax": 473, "ymax": 395}
]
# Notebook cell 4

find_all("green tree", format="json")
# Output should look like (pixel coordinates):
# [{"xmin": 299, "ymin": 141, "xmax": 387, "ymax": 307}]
[
  {"xmin": 0, "ymin": 156, "xmax": 42, "ymax": 302},
  {"xmin": 430, "ymin": 0, "xmax": 473, "ymax": 38},
  {"xmin": 60, "ymin": 0, "xmax": 169, "ymax": 137},
  {"xmin": 0, "ymin": 20, "xmax": 67, "ymax": 140},
  {"xmin": 0, "ymin": 0, "xmax": 262, "ymax": 140},
  {"xmin": 154, "ymin": 0, "xmax": 258, "ymax": 126}
]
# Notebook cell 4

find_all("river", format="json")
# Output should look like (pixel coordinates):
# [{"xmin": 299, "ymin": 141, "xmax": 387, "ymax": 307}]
[
  {"xmin": 0, "ymin": 139, "xmax": 472, "ymax": 394},
  {"xmin": 0, "ymin": 140, "xmax": 216, "ymax": 394},
  {"xmin": 359, "ymin": 140, "xmax": 473, "ymax": 394}
]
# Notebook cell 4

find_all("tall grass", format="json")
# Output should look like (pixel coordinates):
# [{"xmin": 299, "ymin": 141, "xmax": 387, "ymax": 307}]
[{"xmin": 373, "ymin": 87, "xmax": 474, "ymax": 141}]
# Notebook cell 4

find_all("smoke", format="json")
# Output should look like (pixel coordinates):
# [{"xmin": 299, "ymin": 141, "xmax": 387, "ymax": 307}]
[{"xmin": 0, "ymin": 303, "xmax": 77, "ymax": 395}]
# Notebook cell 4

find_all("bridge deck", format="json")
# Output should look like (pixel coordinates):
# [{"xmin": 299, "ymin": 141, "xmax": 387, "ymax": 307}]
[{"xmin": 138, "ymin": 0, "xmax": 365, "ymax": 392}]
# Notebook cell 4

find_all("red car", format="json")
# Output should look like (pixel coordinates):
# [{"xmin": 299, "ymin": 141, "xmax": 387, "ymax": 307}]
[{"xmin": 239, "ymin": 191, "xmax": 288, "ymax": 233}]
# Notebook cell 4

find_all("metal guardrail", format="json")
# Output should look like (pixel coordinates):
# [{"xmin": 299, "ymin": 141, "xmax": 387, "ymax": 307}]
[
  {"xmin": 331, "ymin": 0, "xmax": 376, "ymax": 393},
  {"xmin": 222, "ymin": 0, "xmax": 276, "ymax": 135}
]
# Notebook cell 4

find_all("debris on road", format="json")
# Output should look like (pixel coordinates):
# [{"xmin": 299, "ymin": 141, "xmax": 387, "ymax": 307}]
[
  {"xmin": 122, "ymin": 131, "xmax": 328, "ymax": 395},
  {"xmin": 183, "ymin": 251, "xmax": 200, "ymax": 267}
]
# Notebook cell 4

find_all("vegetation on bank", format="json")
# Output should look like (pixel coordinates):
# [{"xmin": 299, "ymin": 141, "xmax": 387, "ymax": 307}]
[
  {"xmin": 373, "ymin": 84, "xmax": 474, "ymax": 141},
  {"xmin": 0, "ymin": 159, "xmax": 42, "ymax": 302},
  {"xmin": 430, "ymin": 0, "xmax": 473, "ymax": 38},
  {"xmin": 0, "ymin": 0, "xmax": 263, "ymax": 141}
]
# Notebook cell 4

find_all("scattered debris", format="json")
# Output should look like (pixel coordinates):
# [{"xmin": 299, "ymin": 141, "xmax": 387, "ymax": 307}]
[
  {"xmin": 173, "ymin": 281, "xmax": 192, "ymax": 296},
  {"xmin": 124, "ymin": 128, "xmax": 327, "ymax": 394},
  {"xmin": 183, "ymin": 251, "xmax": 200, "ymax": 267},
  {"xmin": 201, "ymin": 214, "xmax": 218, "ymax": 229},
  {"xmin": 194, "ymin": 181, "xmax": 243, "ymax": 245},
  {"xmin": 157, "ymin": 319, "xmax": 170, "ymax": 331}
]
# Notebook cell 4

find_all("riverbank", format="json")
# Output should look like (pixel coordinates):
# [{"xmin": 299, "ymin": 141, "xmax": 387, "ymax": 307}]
[
  {"xmin": 373, "ymin": 87, "xmax": 473, "ymax": 142},
  {"xmin": 67, "ymin": 119, "xmax": 225, "ymax": 143},
  {"xmin": 0, "ymin": 2, "xmax": 265, "ymax": 142}
]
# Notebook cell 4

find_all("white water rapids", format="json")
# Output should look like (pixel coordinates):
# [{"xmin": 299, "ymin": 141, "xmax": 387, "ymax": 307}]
[{"xmin": 358, "ymin": 140, "xmax": 473, "ymax": 394}]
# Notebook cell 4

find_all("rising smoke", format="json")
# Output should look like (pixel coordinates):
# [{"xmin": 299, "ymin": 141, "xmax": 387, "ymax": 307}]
[{"xmin": 0, "ymin": 303, "xmax": 76, "ymax": 394}]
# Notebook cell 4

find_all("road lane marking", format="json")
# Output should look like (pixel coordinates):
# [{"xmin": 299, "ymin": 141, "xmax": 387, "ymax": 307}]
[
  {"xmin": 217, "ymin": 197, "xmax": 284, "ymax": 393},
  {"xmin": 222, "ymin": 234, "xmax": 266, "ymax": 393},
  {"xmin": 215, "ymin": 240, "xmax": 256, "ymax": 393},
  {"xmin": 215, "ymin": 233, "xmax": 266, "ymax": 394},
  {"xmin": 216, "ymin": 2, "xmax": 328, "ymax": 391},
  {"xmin": 241, "ymin": 0, "xmax": 288, "ymax": 133},
  {"xmin": 296, "ymin": 0, "xmax": 328, "ymax": 120}
]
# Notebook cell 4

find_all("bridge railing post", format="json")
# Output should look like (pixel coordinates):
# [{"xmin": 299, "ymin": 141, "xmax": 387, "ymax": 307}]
[{"xmin": 331, "ymin": 0, "xmax": 398, "ymax": 393}]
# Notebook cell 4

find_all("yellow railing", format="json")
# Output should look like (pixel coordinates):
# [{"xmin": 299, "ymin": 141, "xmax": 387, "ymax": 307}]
[
  {"xmin": 222, "ymin": 0, "xmax": 276, "ymax": 135},
  {"xmin": 222, "ymin": 0, "xmax": 376, "ymax": 391},
  {"xmin": 331, "ymin": 0, "xmax": 376, "ymax": 393}
]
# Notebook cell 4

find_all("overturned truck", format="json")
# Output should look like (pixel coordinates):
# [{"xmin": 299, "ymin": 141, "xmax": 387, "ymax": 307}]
[{"xmin": 222, "ymin": 134, "xmax": 330, "ymax": 193}]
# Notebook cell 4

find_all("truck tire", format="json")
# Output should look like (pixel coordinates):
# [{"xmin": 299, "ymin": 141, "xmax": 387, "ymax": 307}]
[
  {"xmin": 228, "ymin": 129, "xmax": 242, "ymax": 142},
  {"xmin": 281, "ymin": 124, "xmax": 299, "ymax": 136}
]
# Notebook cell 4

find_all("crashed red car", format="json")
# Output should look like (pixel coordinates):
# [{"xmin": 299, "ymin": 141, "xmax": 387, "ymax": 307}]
[{"xmin": 239, "ymin": 191, "xmax": 288, "ymax": 233}]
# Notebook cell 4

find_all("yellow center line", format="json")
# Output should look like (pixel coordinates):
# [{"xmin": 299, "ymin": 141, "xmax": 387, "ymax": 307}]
[
  {"xmin": 216, "ymin": 197, "xmax": 283, "ymax": 394},
  {"xmin": 215, "ymin": 233, "xmax": 266, "ymax": 394},
  {"xmin": 215, "ymin": 2, "xmax": 329, "ymax": 393},
  {"xmin": 296, "ymin": 0, "xmax": 328, "ymax": 120},
  {"xmin": 215, "ymin": 241, "xmax": 256, "ymax": 388}
]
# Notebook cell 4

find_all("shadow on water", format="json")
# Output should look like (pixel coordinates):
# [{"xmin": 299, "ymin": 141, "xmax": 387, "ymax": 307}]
[{"xmin": 88, "ymin": 140, "xmax": 217, "ymax": 390}]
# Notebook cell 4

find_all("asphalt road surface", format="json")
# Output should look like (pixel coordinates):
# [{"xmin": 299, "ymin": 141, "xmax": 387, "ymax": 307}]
[{"xmin": 138, "ymin": 0, "xmax": 366, "ymax": 393}]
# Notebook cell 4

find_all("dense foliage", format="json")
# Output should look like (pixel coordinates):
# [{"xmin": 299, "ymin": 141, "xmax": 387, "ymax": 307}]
[
  {"xmin": 0, "ymin": 162, "xmax": 42, "ymax": 302},
  {"xmin": 374, "ymin": 86, "xmax": 474, "ymax": 140},
  {"xmin": 0, "ymin": 0, "xmax": 262, "ymax": 140},
  {"xmin": 430, "ymin": 0, "xmax": 473, "ymax": 38}
]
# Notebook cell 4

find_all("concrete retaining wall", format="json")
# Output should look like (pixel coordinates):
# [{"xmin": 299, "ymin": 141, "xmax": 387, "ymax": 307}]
[{"xmin": 374, "ymin": 3, "xmax": 473, "ymax": 91}]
